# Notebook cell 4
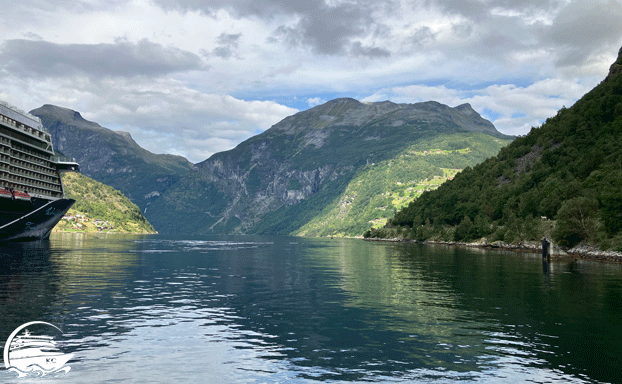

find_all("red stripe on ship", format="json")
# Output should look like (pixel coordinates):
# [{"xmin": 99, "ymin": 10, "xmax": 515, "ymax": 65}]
[
  {"xmin": 1, "ymin": 189, "xmax": 32, "ymax": 200},
  {"xmin": 13, "ymin": 191, "xmax": 31, "ymax": 200}
]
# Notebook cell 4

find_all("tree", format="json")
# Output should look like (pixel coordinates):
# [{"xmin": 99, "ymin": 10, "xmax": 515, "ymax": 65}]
[
  {"xmin": 553, "ymin": 196, "xmax": 599, "ymax": 247},
  {"xmin": 598, "ymin": 171, "xmax": 622, "ymax": 236},
  {"xmin": 454, "ymin": 216, "xmax": 477, "ymax": 242}
]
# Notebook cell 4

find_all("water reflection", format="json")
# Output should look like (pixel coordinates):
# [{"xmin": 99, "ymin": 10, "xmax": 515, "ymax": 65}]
[
  {"xmin": 386, "ymin": 243, "xmax": 622, "ymax": 384},
  {"xmin": 1, "ymin": 234, "xmax": 621, "ymax": 383},
  {"xmin": 0, "ymin": 240, "xmax": 61, "ymax": 334}
]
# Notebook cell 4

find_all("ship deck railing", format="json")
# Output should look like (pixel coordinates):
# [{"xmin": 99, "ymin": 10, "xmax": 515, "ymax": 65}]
[
  {"xmin": 3, "ymin": 168, "xmax": 60, "ymax": 186},
  {"xmin": 1, "ymin": 163, "xmax": 58, "ymax": 178},
  {"xmin": 2, "ymin": 176, "xmax": 62, "ymax": 193},
  {"xmin": 52, "ymin": 154, "xmax": 78, "ymax": 163},
  {"xmin": 0, "ymin": 158, "xmax": 59, "ymax": 178},
  {"xmin": 0, "ymin": 173, "xmax": 63, "ymax": 194},
  {"xmin": 0, "ymin": 116, "xmax": 48, "ymax": 139},
  {"xmin": 10, "ymin": 144, "xmax": 54, "ymax": 165},
  {"xmin": 0, "ymin": 125, "xmax": 53, "ymax": 154}
]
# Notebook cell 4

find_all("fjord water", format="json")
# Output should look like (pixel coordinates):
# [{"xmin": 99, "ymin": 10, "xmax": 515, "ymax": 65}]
[{"xmin": 1, "ymin": 234, "xmax": 622, "ymax": 383}]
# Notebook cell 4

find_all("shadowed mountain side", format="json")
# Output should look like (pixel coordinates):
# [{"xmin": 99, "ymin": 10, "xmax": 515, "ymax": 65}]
[{"xmin": 30, "ymin": 105, "xmax": 193, "ymax": 222}]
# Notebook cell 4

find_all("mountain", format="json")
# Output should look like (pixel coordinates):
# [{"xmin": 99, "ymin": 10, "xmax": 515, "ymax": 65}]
[
  {"xmin": 54, "ymin": 172, "xmax": 156, "ymax": 234},
  {"xmin": 145, "ymin": 98, "xmax": 512, "ymax": 235},
  {"xmin": 373, "ymin": 46, "xmax": 622, "ymax": 251},
  {"xmin": 30, "ymin": 105, "xmax": 193, "ymax": 220},
  {"xmin": 294, "ymin": 132, "xmax": 511, "ymax": 237}
]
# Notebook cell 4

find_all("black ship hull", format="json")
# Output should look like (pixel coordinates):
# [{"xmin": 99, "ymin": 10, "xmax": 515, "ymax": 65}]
[{"xmin": 0, "ymin": 198, "xmax": 74, "ymax": 241}]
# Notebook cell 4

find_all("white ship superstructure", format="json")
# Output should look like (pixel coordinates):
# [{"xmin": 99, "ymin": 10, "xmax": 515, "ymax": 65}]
[{"xmin": 0, "ymin": 100, "xmax": 78, "ymax": 240}]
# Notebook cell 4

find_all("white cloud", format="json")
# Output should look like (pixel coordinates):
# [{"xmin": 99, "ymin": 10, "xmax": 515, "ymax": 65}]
[
  {"xmin": 83, "ymin": 79, "xmax": 298, "ymax": 162},
  {"xmin": 0, "ymin": 0, "xmax": 620, "ymax": 164},
  {"xmin": 363, "ymin": 77, "xmax": 598, "ymax": 136},
  {"xmin": 306, "ymin": 97, "xmax": 326, "ymax": 107},
  {"xmin": 1, "ymin": 71, "xmax": 296, "ymax": 163}
]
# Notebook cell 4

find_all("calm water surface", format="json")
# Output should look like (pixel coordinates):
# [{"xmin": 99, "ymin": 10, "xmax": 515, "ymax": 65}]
[{"xmin": 1, "ymin": 233, "xmax": 622, "ymax": 383}]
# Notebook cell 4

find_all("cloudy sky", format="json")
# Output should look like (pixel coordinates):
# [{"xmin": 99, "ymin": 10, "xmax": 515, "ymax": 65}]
[{"xmin": 1, "ymin": 0, "xmax": 621, "ymax": 163}]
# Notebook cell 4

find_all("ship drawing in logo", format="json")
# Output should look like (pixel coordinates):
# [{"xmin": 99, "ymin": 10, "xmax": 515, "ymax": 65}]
[{"xmin": 4, "ymin": 321, "xmax": 73, "ymax": 377}]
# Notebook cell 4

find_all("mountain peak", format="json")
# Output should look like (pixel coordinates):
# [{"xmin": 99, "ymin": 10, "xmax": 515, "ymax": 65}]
[
  {"xmin": 455, "ymin": 103, "xmax": 475, "ymax": 113},
  {"xmin": 311, "ymin": 97, "xmax": 366, "ymax": 115},
  {"xmin": 31, "ymin": 104, "xmax": 101, "ymax": 129},
  {"xmin": 270, "ymin": 97, "xmax": 508, "ymax": 139},
  {"xmin": 114, "ymin": 130, "xmax": 140, "ymax": 146},
  {"xmin": 327, "ymin": 97, "xmax": 362, "ymax": 105}
]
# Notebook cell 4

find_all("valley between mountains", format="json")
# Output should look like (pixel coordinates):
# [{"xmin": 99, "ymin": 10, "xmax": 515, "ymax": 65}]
[{"xmin": 32, "ymin": 98, "xmax": 512, "ymax": 237}]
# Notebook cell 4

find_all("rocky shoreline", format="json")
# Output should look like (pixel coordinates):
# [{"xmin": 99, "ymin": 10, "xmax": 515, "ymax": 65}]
[{"xmin": 364, "ymin": 237, "xmax": 622, "ymax": 263}]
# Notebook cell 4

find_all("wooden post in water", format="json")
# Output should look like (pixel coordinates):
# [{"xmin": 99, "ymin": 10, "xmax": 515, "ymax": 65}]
[{"xmin": 542, "ymin": 237, "xmax": 550, "ymax": 259}]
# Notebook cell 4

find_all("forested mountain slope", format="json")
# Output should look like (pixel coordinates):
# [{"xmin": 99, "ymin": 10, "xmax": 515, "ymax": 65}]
[{"xmin": 372, "ymin": 46, "xmax": 622, "ymax": 250}]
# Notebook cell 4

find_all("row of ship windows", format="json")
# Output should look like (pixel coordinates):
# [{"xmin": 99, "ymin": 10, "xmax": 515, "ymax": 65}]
[
  {"xmin": 0, "ymin": 158, "xmax": 58, "ymax": 179},
  {"xmin": 0, "ymin": 115, "xmax": 50, "ymax": 141},
  {"xmin": 10, "ymin": 140, "xmax": 53, "ymax": 160},
  {"xmin": 0, "ymin": 181, "xmax": 62, "ymax": 199},
  {"xmin": 0, "ymin": 172, "xmax": 62, "ymax": 194},
  {"xmin": 0, "ymin": 143, "xmax": 53, "ymax": 168},
  {"xmin": 0, "ymin": 152, "xmax": 56, "ymax": 174},
  {"xmin": 0, "ymin": 165, "xmax": 60, "ymax": 186}
]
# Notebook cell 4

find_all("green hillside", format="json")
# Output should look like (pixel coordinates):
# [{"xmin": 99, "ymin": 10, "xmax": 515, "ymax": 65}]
[
  {"xmin": 54, "ymin": 172, "xmax": 156, "ymax": 234},
  {"xmin": 370, "ymin": 47, "xmax": 622, "ymax": 251},
  {"xmin": 294, "ymin": 133, "xmax": 511, "ymax": 237}
]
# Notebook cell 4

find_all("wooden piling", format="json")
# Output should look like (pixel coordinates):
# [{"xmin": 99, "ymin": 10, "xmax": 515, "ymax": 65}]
[{"xmin": 542, "ymin": 238, "xmax": 550, "ymax": 259}]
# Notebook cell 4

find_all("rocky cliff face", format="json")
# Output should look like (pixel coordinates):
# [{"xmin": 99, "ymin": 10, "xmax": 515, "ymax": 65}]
[
  {"xmin": 146, "ymin": 98, "xmax": 511, "ymax": 235},
  {"xmin": 30, "ymin": 105, "xmax": 193, "ymax": 215}
]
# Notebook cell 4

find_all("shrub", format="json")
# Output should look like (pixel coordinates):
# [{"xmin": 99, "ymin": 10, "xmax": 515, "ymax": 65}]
[{"xmin": 553, "ymin": 196, "xmax": 599, "ymax": 247}]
